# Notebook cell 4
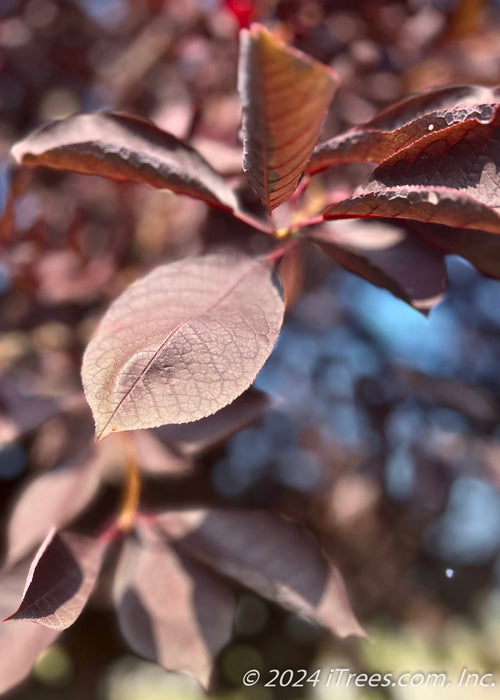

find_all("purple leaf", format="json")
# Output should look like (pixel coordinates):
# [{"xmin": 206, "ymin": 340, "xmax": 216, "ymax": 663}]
[
  {"xmin": 82, "ymin": 251, "xmax": 284, "ymax": 440},
  {"xmin": 11, "ymin": 111, "xmax": 238, "ymax": 212},
  {"xmin": 8, "ymin": 529, "xmax": 107, "ymax": 630},
  {"xmin": 113, "ymin": 530, "xmax": 235, "ymax": 689},
  {"xmin": 159, "ymin": 509, "xmax": 365, "ymax": 639},
  {"xmin": 238, "ymin": 24, "xmax": 338, "ymax": 212},
  {"xmin": 0, "ymin": 560, "xmax": 59, "ymax": 695},
  {"xmin": 5, "ymin": 453, "xmax": 102, "ymax": 566},
  {"xmin": 307, "ymin": 220, "xmax": 447, "ymax": 312},
  {"xmin": 309, "ymin": 85, "xmax": 495, "ymax": 172}
]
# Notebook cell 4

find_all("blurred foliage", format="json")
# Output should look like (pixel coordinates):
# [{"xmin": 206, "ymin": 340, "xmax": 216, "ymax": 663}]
[{"xmin": 3, "ymin": 0, "xmax": 500, "ymax": 698}]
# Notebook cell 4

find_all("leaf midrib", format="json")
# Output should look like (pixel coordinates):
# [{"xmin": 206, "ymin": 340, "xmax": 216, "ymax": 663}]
[{"xmin": 99, "ymin": 256, "xmax": 267, "ymax": 438}]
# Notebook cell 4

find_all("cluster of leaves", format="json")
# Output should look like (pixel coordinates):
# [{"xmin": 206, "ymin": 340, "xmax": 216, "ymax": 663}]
[{"xmin": 3, "ymin": 21, "xmax": 500, "ymax": 695}]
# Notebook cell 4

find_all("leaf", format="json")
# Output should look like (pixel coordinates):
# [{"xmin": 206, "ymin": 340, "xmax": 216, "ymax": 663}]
[
  {"xmin": 307, "ymin": 220, "xmax": 447, "ymax": 312},
  {"xmin": 113, "ymin": 530, "xmax": 235, "ymax": 689},
  {"xmin": 359, "ymin": 85, "xmax": 498, "ymax": 132},
  {"xmin": 238, "ymin": 24, "xmax": 338, "ymax": 212},
  {"xmin": 309, "ymin": 85, "xmax": 495, "ymax": 172},
  {"xmin": 8, "ymin": 529, "xmax": 107, "ymax": 630},
  {"xmin": 5, "ymin": 453, "xmax": 102, "ymax": 566},
  {"xmin": 159, "ymin": 509, "xmax": 365, "ymax": 639},
  {"xmin": 11, "ymin": 111, "xmax": 238, "ymax": 212},
  {"xmin": 82, "ymin": 251, "xmax": 284, "ymax": 440},
  {"xmin": 156, "ymin": 387, "xmax": 272, "ymax": 456},
  {"xmin": 362, "ymin": 102, "xmax": 500, "ymax": 209},
  {"xmin": 324, "ymin": 186, "xmax": 500, "ymax": 234},
  {"xmin": 0, "ymin": 560, "xmax": 59, "ymax": 695},
  {"xmin": 321, "ymin": 97, "xmax": 500, "ymax": 275},
  {"xmin": 409, "ymin": 221, "xmax": 500, "ymax": 281}
]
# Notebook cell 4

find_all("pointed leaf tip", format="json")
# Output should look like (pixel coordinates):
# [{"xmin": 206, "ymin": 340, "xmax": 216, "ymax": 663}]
[
  {"xmin": 238, "ymin": 24, "xmax": 338, "ymax": 212},
  {"xmin": 8, "ymin": 529, "xmax": 107, "ymax": 631},
  {"xmin": 0, "ymin": 561, "xmax": 60, "ymax": 694},
  {"xmin": 309, "ymin": 84, "xmax": 497, "ymax": 173},
  {"xmin": 11, "ymin": 111, "xmax": 238, "ymax": 212},
  {"xmin": 160, "ymin": 509, "xmax": 365, "ymax": 639}
]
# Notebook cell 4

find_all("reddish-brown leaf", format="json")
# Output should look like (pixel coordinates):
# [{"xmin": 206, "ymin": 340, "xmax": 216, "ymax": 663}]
[
  {"xmin": 362, "ymin": 102, "xmax": 500, "ymax": 209},
  {"xmin": 82, "ymin": 251, "xmax": 284, "ymax": 440},
  {"xmin": 238, "ymin": 24, "xmax": 338, "ymax": 212},
  {"xmin": 8, "ymin": 529, "xmax": 107, "ymax": 630},
  {"xmin": 324, "ymin": 186, "xmax": 500, "ymax": 234},
  {"xmin": 308, "ymin": 220, "xmax": 447, "ymax": 312},
  {"xmin": 0, "ymin": 560, "xmax": 59, "ymax": 695},
  {"xmin": 5, "ymin": 453, "xmax": 102, "ymax": 566},
  {"xmin": 11, "ymin": 112, "xmax": 238, "ymax": 212},
  {"xmin": 159, "ymin": 509, "xmax": 365, "ymax": 639},
  {"xmin": 113, "ymin": 531, "xmax": 235, "ymax": 689},
  {"xmin": 309, "ymin": 85, "xmax": 495, "ymax": 172}
]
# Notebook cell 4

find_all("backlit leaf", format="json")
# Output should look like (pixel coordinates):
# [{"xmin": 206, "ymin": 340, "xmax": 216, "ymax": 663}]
[
  {"xmin": 114, "ymin": 531, "xmax": 235, "ymax": 689},
  {"xmin": 309, "ymin": 85, "xmax": 495, "ymax": 172},
  {"xmin": 159, "ymin": 509, "xmax": 365, "ymax": 638},
  {"xmin": 324, "ymin": 186, "xmax": 500, "ymax": 234},
  {"xmin": 363, "ymin": 102, "xmax": 500, "ymax": 208},
  {"xmin": 82, "ymin": 251, "xmax": 284, "ymax": 440},
  {"xmin": 238, "ymin": 24, "xmax": 338, "ymax": 211},
  {"xmin": 11, "ymin": 111, "xmax": 238, "ymax": 212},
  {"xmin": 8, "ymin": 529, "xmax": 107, "ymax": 630},
  {"xmin": 316, "ymin": 90, "xmax": 500, "ymax": 284}
]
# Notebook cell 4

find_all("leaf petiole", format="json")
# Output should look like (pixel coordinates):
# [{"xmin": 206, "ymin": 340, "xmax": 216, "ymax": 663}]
[
  {"xmin": 289, "ymin": 215, "xmax": 325, "ymax": 232},
  {"xmin": 233, "ymin": 208, "xmax": 274, "ymax": 234},
  {"xmin": 116, "ymin": 433, "xmax": 142, "ymax": 532}
]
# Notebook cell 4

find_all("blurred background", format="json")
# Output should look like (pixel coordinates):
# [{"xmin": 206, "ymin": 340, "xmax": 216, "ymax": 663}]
[{"xmin": 2, "ymin": 0, "xmax": 500, "ymax": 698}]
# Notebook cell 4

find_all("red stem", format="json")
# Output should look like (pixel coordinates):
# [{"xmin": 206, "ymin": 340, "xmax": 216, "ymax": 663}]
[
  {"xmin": 97, "ymin": 520, "xmax": 123, "ymax": 544},
  {"xmin": 233, "ymin": 209, "xmax": 275, "ymax": 235},
  {"xmin": 290, "ymin": 214, "xmax": 325, "ymax": 231}
]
